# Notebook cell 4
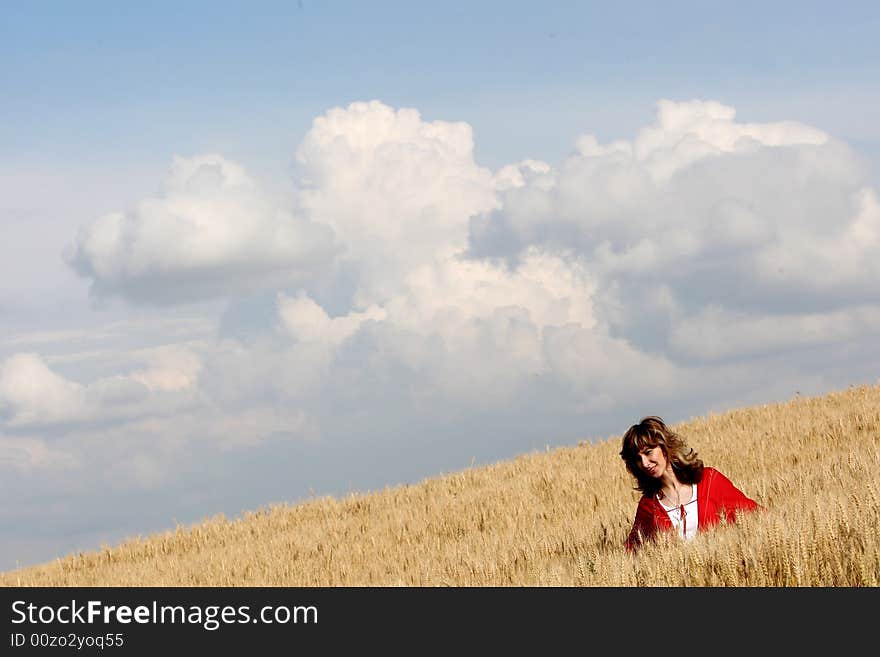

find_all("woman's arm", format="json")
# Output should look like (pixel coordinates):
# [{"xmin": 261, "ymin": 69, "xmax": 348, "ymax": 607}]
[
  {"xmin": 625, "ymin": 497, "xmax": 659, "ymax": 553},
  {"xmin": 707, "ymin": 468, "xmax": 761, "ymax": 521}
]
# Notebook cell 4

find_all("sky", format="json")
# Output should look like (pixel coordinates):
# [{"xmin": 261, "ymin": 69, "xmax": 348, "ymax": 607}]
[{"xmin": 2, "ymin": 0, "xmax": 879, "ymax": 572}]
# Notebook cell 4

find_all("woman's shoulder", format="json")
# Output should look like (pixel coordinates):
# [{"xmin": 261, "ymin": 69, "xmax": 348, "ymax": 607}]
[
  {"xmin": 699, "ymin": 466, "xmax": 725, "ymax": 481},
  {"xmin": 636, "ymin": 493, "xmax": 661, "ymax": 511},
  {"xmin": 696, "ymin": 466, "xmax": 723, "ymax": 489},
  {"xmin": 698, "ymin": 466, "xmax": 739, "ymax": 492}
]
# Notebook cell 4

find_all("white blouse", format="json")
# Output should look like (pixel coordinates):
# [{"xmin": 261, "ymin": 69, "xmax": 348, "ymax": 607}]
[{"xmin": 658, "ymin": 484, "xmax": 699, "ymax": 540}]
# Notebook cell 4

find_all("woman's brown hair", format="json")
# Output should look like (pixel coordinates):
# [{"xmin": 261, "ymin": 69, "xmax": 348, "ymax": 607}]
[{"xmin": 619, "ymin": 416, "xmax": 704, "ymax": 496}]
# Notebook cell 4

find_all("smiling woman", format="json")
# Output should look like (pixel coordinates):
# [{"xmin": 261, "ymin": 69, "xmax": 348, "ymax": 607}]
[{"xmin": 619, "ymin": 416, "xmax": 761, "ymax": 553}]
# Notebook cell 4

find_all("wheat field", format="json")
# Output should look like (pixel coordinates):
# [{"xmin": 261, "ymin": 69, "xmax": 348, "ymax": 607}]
[{"xmin": 2, "ymin": 383, "xmax": 878, "ymax": 586}]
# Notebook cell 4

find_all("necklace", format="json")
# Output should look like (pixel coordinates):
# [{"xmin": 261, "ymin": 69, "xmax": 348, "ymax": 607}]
[
  {"xmin": 670, "ymin": 483, "xmax": 683, "ymax": 508},
  {"xmin": 660, "ymin": 483, "xmax": 688, "ymax": 536},
  {"xmin": 659, "ymin": 482, "xmax": 683, "ymax": 506}
]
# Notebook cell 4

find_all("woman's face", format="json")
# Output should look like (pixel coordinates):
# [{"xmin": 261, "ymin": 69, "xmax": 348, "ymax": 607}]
[{"xmin": 636, "ymin": 445, "xmax": 667, "ymax": 478}]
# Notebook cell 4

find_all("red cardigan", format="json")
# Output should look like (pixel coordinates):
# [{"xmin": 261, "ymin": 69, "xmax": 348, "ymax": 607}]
[{"xmin": 625, "ymin": 467, "xmax": 760, "ymax": 553}]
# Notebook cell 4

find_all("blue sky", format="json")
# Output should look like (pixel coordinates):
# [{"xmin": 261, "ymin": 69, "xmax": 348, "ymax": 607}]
[
  {"xmin": 5, "ymin": 1, "xmax": 879, "ymax": 168},
  {"xmin": 2, "ymin": 1, "xmax": 879, "ymax": 571}
]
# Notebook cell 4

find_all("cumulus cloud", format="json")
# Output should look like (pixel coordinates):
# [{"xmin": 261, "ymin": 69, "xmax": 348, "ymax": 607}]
[
  {"xmin": 26, "ymin": 98, "xmax": 880, "ymax": 443},
  {"xmin": 624, "ymin": 98, "xmax": 828, "ymax": 184},
  {"xmin": 278, "ymin": 292, "xmax": 386, "ymax": 347},
  {"xmin": 271, "ymin": 246, "xmax": 678, "ymax": 412},
  {"xmin": 295, "ymin": 100, "xmax": 499, "ymax": 307},
  {"xmin": 280, "ymin": 248, "xmax": 596, "ymax": 342},
  {"xmin": 65, "ymin": 154, "xmax": 339, "ymax": 304},
  {"xmin": 129, "ymin": 344, "xmax": 203, "ymax": 392},
  {"xmin": 0, "ymin": 350, "xmax": 201, "ymax": 429},
  {"xmin": 43, "ymin": 98, "xmax": 880, "ymax": 441},
  {"xmin": 472, "ymin": 98, "xmax": 880, "ymax": 361},
  {"xmin": 0, "ymin": 353, "xmax": 87, "ymax": 426},
  {"xmin": 753, "ymin": 186, "xmax": 880, "ymax": 292}
]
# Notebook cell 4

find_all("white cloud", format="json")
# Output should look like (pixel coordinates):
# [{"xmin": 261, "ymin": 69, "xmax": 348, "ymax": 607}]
[
  {"xmin": 129, "ymin": 344, "xmax": 203, "ymax": 392},
  {"xmin": 0, "ymin": 353, "xmax": 87, "ymax": 426},
  {"xmin": 295, "ymin": 100, "xmax": 499, "ymax": 307},
  {"xmin": 754, "ymin": 186, "xmax": 880, "ymax": 291},
  {"xmin": 286, "ymin": 247, "xmax": 599, "ymax": 341},
  {"xmin": 473, "ymin": 99, "xmax": 880, "ymax": 359},
  {"xmin": 271, "ymin": 246, "xmax": 671, "ymax": 409},
  {"xmin": 65, "ymin": 154, "xmax": 339, "ymax": 304},
  {"xmin": 278, "ymin": 292, "xmax": 386, "ymax": 347},
  {"xmin": 628, "ymin": 99, "xmax": 828, "ymax": 184},
  {"xmin": 29, "ymin": 97, "xmax": 880, "ymax": 441},
  {"xmin": 0, "ymin": 351, "xmax": 201, "ymax": 429}
]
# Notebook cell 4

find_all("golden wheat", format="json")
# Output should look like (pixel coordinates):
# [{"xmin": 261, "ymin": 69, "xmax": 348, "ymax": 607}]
[{"xmin": 2, "ymin": 383, "xmax": 878, "ymax": 586}]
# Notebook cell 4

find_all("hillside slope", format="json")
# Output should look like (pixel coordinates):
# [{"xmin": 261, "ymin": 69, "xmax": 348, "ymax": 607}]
[{"xmin": 3, "ymin": 383, "xmax": 878, "ymax": 586}]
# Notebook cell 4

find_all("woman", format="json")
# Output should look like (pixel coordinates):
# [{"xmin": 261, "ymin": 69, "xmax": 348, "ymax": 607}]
[{"xmin": 620, "ymin": 416, "xmax": 761, "ymax": 553}]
